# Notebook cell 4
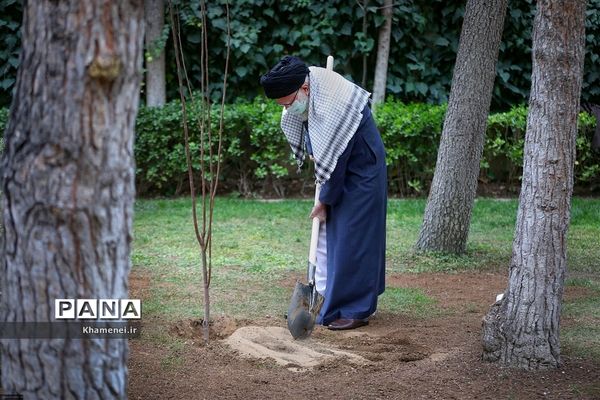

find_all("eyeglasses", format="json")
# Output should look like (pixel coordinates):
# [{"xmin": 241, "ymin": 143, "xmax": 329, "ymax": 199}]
[{"xmin": 280, "ymin": 89, "xmax": 300, "ymax": 107}]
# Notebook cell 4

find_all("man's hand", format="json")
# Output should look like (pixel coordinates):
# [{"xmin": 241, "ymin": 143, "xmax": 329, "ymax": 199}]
[{"xmin": 309, "ymin": 202, "xmax": 327, "ymax": 222}]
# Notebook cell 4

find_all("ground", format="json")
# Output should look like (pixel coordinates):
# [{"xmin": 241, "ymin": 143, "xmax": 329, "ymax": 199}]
[{"xmin": 127, "ymin": 271, "xmax": 600, "ymax": 400}]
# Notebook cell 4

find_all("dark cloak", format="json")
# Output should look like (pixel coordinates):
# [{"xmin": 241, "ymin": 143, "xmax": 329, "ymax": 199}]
[{"xmin": 313, "ymin": 105, "xmax": 387, "ymax": 325}]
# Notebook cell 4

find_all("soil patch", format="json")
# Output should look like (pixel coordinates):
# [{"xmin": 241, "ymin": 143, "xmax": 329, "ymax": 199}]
[
  {"xmin": 129, "ymin": 269, "xmax": 152, "ymax": 300},
  {"xmin": 224, "ymin": 326, "xmax": 369, "ymax": 370},
  {"xmin": 170, "ymin": 315, "xmax": 247, "ymax": 342},
  {"xmin": 386, "ymin": 271, "xmax": 507, "ymax": 312},
  {"xmin": 128, "ymin": 271, "xmax": 600, "ymax": 400}
]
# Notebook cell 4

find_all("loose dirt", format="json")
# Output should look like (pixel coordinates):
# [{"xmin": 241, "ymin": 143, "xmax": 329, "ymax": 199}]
[
  {"xmin": 224, "ymin": 326, "xmax": 369, "ymax": 370},
  {"xmin": 128, "ymin": 271, "xmax": 600, "ymax": 400}
]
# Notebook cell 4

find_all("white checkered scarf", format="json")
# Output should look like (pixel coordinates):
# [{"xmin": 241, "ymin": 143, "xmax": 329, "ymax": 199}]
[{"xmin": 280, "ymin": 66, "xmax": 371, "ymax": 184}]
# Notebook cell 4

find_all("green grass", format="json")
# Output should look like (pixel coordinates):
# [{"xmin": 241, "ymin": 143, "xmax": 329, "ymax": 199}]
[
  {"xmin": 569, "ymin": 382, "xmax": 600, "ymax": 399},
  {"xmin": 562, "ymin": 278, "xmax": 600, "ymax": 360},
  {"xmin": 385, "ymin": 198, "xmax": 518, "ymax": 273},
  {"xmin": 133, "ymin": 197, "xmax": 600, "ymax": 277},
  {"xmin": 378, "ymin": 287, "xmax": 439, "ymax": 317},
  {"xmin": 133, "ymin": 196, "xmax": 600, "ymax": 359}
]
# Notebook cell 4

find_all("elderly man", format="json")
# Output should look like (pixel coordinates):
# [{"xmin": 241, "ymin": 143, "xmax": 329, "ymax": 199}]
[{"xmin": 260, "ymin": 56, "xmax": 387, "ymax": 330}]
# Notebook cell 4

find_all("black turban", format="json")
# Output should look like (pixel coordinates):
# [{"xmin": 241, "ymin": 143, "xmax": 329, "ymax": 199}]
[{"xmin": 260, "ymin": 56, "xmax": 309, "ymax": 99}]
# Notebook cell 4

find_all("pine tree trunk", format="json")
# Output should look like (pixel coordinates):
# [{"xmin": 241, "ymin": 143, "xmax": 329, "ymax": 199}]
[
  {"xmin": 415, "ymin": 0, "xmax": 507, "ymax": 253},
  {"xmin": 482, "ymin": 0, "xmax": 586, "ymax": 369},
  {"xmin": 372, "ymin": 0, "xmax": 393, "ymax": 107},
  {"xmin": 145, "ymin": 0, "xmax": 166, "ymax": 107},
  {"xmin": 1, "ymin": 1, "xmax": 143, "ymax": 398}
]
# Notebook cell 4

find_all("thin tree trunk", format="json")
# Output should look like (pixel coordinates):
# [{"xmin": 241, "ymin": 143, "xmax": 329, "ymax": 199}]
[
  {"xmin": 415, "ymin": 0, "xmax": 508, "ymax": 253},
  {"xmin": 361, "ymin": 0, "xmax": 369, "ymax": 88},
  {"xmin": 372, "ymin": 0, "xmax": 393, "ymax": 107},
  {"xmin": 202, "ymin": 250, "xmax": 210, "ymax": 343},
  {"xmin": 482, "ymin": 0, "xmax": 586, "ymax": 369},
  {"xmin": 1, "ymin": 1, "xmax": 143, "ymax": 398},
  {"xmin": 145, "ymin": 0, "xmax": 166, "ymax": 107}
]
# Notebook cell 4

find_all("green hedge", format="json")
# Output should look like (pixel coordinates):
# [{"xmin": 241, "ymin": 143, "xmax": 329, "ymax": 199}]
[
  {"xmin": 483, "ymin": 107, "xmax": 598, "ymax": 192},
  {"xmin": 133, "ymin": 98, "xmax": 600, "ymax": 197},
  {"xmin": 0, "ymin": 101, "xmax": 598, "ymax": 197},
  {"xmin": 134, "ymin": 98, "xmax": 301, "ymax": 197}
]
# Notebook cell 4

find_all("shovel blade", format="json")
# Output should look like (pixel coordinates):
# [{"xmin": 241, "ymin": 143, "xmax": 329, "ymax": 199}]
[{"xmin": 287, "ymin": 281, "xmax": 316, "ymax": 339}]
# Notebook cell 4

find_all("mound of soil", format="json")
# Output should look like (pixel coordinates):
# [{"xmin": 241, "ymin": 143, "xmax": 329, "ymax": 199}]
[{"xmin": 224, "ymin": 326, "xmax": 369, "ymax": 370}]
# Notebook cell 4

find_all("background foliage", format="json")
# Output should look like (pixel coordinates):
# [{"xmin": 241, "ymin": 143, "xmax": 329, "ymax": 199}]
[
  {"xmin": 0, "ymin": 0, "xmax": 21, "ymax": 107},
  {"xmin": 0, "ymin": 97, "xmax": 597, "ymax": 197},
  {"xmin": 167, "ymin": 0, "xmax": 600, "ymax": 109},
  {"xmin": 1, "ymin": 0, "xmax": 599, "ymax": 108},
  {"xmin": 0, "ymin": 1, "xmax": 598, "ymax": 197},
  {"xmin": 3, "ymin": 98, "xmax": 581, "ymax": 198}
]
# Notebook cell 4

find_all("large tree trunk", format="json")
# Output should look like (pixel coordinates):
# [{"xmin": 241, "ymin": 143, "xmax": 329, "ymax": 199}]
[
  {"xmin": 415, "ymin": 0, "xmax": 507, "ymax": 253},
  {"xmin": 145, "ymin": 0, "xmax": 166, "ymax": 107},
  {"xmin": 482, "ymin": 0, "xmax": 586, "ymax": 369},
  {"xmin": 1, "ymin": 1, "xmax": 143, "ymax": 398},
  {"xmin": 372, "ymin": 0, "xmax": 393, "ymax": 107}
]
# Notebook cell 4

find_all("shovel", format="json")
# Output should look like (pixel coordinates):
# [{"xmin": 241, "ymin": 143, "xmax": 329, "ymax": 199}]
[
  {"xmin": 286, "ymin": 56, "xmax": 334, "ymax": 340},
  {"xmin": 287, "ymin": 183, "xmax": 325, "ymax": 339}
]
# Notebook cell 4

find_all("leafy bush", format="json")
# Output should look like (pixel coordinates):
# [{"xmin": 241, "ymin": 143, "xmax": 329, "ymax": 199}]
[
  {"xmin": 134, "ymin": 99, "xmax": 599, "ymax": 197},
  {"xmin": 3, "ymin": 1, "xmax": 600, "ymax": 108},
  {"xmin": 135, "ymin": 101, "xmax": 188, "ymax": 194},
  {"xmin": 135, "ymin": 98, "xmax": 306, "ymax": 197},
  {"xmin": 0, "ymin": 0, "xmax": 21, "ymax": 108},
  {"xmin": 375, "ymin": 101, "xmax": 446, "ymax": 195},
  {"xmin": 484, "ymin": 105, "xmax": 599, "ymax": 192},
  {"xmin": 166, "ymin": 0, "xmax": 600, "ymax": 108},
  {"xmin": 1, "ymin": 100, "xmax": 598, "ymax": 197},
  {"xmin": 0, "ymin": 106, "xmax": 7, "ymax": 128}
]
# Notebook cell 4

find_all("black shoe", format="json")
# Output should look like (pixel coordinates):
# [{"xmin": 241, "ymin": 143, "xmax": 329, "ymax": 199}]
[{"xmin": 327, "ymin": 318, "xmax": 368, "ymax": 331}]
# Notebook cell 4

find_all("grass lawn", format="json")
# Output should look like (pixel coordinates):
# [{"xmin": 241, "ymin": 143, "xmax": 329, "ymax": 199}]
[{"xmin": 132, "ymin": 196, "xmax": 600, "ymax": 360}]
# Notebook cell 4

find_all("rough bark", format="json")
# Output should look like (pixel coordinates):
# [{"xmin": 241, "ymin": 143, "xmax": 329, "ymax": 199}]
[
  {"xmin": 1, "ymin": 1, "xmax": 143, "ymax": 398},
  {"xmin": 415, "ymin": 0, "xmax": 508, "ymax": 253},
  {"xmin": 372, "ymin": 0, "xmax": 393, "ymax": 106},
  {"xmin": 482, "ymin": 0, "xmax": 586, "ymax": 369},
  {"xmin": 144, "ymin": 0, "xmax": 166, "ymax": 107}
]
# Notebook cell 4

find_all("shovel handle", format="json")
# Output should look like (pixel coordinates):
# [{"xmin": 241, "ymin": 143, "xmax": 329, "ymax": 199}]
[
  {"xmin": 307, "ymin": 56, "xmax": 332, "ymax": 276},
  {"xmin": 308, "ymin": 183, "xmax": 321, "ymax": 266}
]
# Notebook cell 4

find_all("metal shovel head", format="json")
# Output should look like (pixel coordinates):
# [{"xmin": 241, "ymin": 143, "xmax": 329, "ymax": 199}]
[{"xmin": 287, "ymin": 281, "xmax": 316, "ymax": 340}]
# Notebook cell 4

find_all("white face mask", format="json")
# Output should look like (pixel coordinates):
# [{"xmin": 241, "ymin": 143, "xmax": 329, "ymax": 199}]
[{"xmin": 287, "ymin": 91, "xmax": 308, "ymax": 116}]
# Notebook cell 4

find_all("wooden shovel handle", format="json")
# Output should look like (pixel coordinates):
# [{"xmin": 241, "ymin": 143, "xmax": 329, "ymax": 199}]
[
  {"xmin": 308, "ymin": 184, "xmax": 321, "ymax": 266},
  {"xmin": 307, "ymin": 56, "xmax": 333, "ymax": 267}
]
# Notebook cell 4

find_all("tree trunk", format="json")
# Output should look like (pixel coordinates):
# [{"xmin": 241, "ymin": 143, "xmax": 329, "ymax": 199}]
[
  {"xmin": 1, "ymin": 1, "xmax": 143, "ymax": 398},
  {"xmin": 482, "ymin": 0, "xmax": 586, "ymax": 369},
  {"xmin": 145, "ymin": 0, "xmax": 166, "ymax": 107},
  {"xmin": 360, "ymin": 0, "xmax": 369, "ymax": 89},
  {"xmin": 415, "ymin": 0, "xmax": 508, "ymax": 253},
  {"xmin": 372, "ymin": 0, "xmax": 393, "ymax": 107}
]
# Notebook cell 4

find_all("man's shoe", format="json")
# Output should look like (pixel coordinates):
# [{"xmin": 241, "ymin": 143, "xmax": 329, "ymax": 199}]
[{"xmin": 327, "ymin": 318, "xmax": 368, "ymax": 331}]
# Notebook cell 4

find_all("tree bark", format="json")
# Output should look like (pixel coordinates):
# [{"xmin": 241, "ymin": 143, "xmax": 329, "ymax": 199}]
[
  {"xmin": 415, "ymin": 0, "xmax": 508, "ymax": 253},
  {"xmin": 482, "ymin": 0, "xmax": 586, "ymax": 369},
  {"xmin": 372, "ymin": 0, "xmax": 393, "ymax": 107},
  {"xmin": 1, "ymin": 1, "xmax": 143, "ymax": 398},
  {"xmin": 145, "ymin": 0, "xmax": 166, "ymax": 107}
]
